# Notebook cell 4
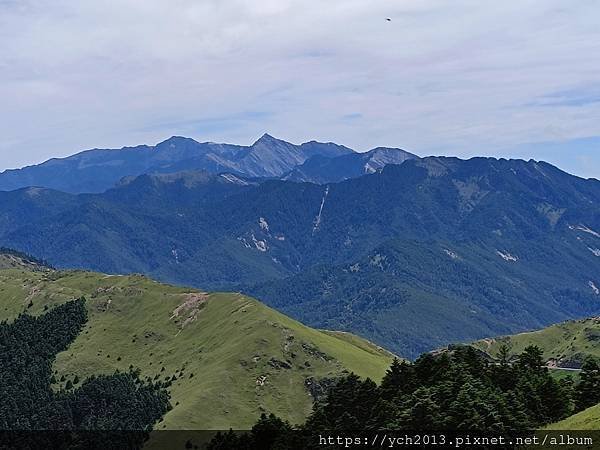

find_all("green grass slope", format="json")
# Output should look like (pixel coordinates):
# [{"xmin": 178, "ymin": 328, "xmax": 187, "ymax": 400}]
[
  {"xmin": 0, "ymin": 264, "xmax": 393, "ymax": 430},
  {"xmin": 546, "ymin": 404, "xmax": 600, "ymax": 430},
  {"xmin": 472, "ymin": 317, "xmax": 600, "ymax": 368}
]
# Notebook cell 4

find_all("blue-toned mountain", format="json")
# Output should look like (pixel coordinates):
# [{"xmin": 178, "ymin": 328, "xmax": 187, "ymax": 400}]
[
  {"xmin": 283, "ymin": 147, "xmax": 417, "ymax": 183},
  {"xmin": 0, "ymin": 134, "xmax": 361, "ymax": 193},
  {"xmin": 0, "ymin": 156, "xmax": 598, "ymax": 357}
]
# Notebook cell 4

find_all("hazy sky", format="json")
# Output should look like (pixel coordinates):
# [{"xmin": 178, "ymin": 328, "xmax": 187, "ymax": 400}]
[{"xmin": 1, "ymin": 0, "xmax": 600, "ymax": 178}]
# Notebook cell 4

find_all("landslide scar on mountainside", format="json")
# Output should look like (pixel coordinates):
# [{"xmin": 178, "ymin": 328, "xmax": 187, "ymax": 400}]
[{"xmin": 170, "ymin": 292, "xmax": 208, "ymax": 335}]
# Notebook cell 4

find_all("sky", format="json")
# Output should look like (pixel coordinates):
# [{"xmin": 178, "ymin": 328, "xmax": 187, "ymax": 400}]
[{"xmin": 1, "ymin": 0, "xmax": 600, "ymax": 179}]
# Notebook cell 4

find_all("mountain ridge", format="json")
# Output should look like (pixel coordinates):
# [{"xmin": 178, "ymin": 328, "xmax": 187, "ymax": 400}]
[
  {"xmin": 0, "ymin": 135, "xmax": 372, "ymax": 193},
  {"xmin": 0, "ymin": 249, "xmax": 393, "ymax": 429},
  {"xmin": 282, "ymin": 146, "xmax": 418, "ymax": 183},
  {"xmin": 471, "ymin": 316, "xmax": 600, "ymax": 369},
  {"xmin": 0, "ymin": 154, "xmax": 598, "ymax": 357}
]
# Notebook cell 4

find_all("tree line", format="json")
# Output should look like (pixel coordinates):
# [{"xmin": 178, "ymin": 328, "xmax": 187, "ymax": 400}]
[
  {"xmin": 209, "ymin": 345, "xmax": 600, "ymax": 449},
  {"xmin": 0, "ymin": 298, "xmax": 171, "ymax": 449}
]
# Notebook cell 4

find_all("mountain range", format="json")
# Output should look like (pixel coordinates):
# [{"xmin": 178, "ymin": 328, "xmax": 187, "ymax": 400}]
[
  {"xmin": 7, "ymin": 247, "xmax": 600, "ymax": 434},
  {"xmin": 0, "ymin": 250, "xmax": 392, "ymax": 431},
  {"xmin": 0, "ymin": 139, "xmax": 598, "ymax": 358},
  {"xmin": 0, "ymin": 134, "xmax": 415, "ymax": 193}
]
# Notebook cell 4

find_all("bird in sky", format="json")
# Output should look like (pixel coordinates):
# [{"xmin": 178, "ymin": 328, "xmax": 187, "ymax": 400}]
[{"xmin": 386, "ymin": 18, "xmax": 392, "ymax": 21}]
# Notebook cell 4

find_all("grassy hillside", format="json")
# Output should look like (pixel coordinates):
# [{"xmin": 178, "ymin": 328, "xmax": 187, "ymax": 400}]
[
  {"xmin": 472, "ymin": 317, "xmax": 600, "ymax": 368},
  {"xmin": 0, "ymin": 263, "xmax": 393, "ymax": 430},
  {"xmin": 546, "ymin": 404, "xmax": 600, "ymax": 430},
  {"xmin": 477, "ymin": 315, "xmax": 600, "ymax": 431}
]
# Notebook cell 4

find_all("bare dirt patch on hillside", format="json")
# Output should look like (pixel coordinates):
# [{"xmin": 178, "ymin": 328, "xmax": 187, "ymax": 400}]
[{"xmin": 170, "ymin": 292, "xmax": 209, "ymax": 335}]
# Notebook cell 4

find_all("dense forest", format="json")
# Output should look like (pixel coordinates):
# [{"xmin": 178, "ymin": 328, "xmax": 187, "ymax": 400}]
[
  {"xmin": 208, "ymin": 345, "xmax": 600, "ymax": 449},
  {"xmin": 0, "ymin": 298, "xmax": 171, "ymax": 449}
]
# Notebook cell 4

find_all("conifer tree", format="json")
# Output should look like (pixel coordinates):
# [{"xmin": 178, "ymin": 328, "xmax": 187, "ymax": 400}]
[{"xmin": 574, "ymin": 356, "xmax": 600, "ymax": 412}]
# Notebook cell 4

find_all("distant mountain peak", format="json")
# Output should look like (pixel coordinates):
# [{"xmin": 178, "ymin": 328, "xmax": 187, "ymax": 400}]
[
  {"xmin": 157, "ymin": 136, "xmax": 201, "ymax": 148},
  {"xmin": 253, "ymin": 133, "xmax": 285, "ymax": 146}
]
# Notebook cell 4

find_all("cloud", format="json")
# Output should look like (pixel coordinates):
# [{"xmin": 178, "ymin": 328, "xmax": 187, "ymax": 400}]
[
  {"xmin": 526, "ymin": 84, "xmax": 600, "ymax": 108},
  {"xmin": 0, "ymin": 0, "xmax": 599, "ymax": 177}
]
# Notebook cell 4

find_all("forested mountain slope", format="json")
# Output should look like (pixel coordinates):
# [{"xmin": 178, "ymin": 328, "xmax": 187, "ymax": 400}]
[{"xmin": 0, "ymin": 156, "xmax": 598, "ymax": 357}]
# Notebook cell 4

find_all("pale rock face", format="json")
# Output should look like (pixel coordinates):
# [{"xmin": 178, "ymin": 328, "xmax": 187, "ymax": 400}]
[
  {"xmin": 444, "ymin": 249, "xmax": 459, "ymax": 259},
  {"xmin": 220, "ymin": 173, "xmax": 249, "ymax": 186},
  {"xmin": 237, "ymin": 237, "xmax": 252, "ymax": 249},
  {"xmin": 496, "ymin": 250, "xmax": 518, "ymax": 262},
  {"xmin": 570, "ymin": 224, "xmax": 600, "ymax": 238},
  {"xmin": 364, "ymin": 161, "xmax": 377, "ymax": 174},
  {"xmin": 312, "ymin": 186, "xmax": 329, "ymax": 234},
  {"xmin": 259, "ymin": 217, "xmax": 270, "ymax": 232},
  {"xmin": 370, "ymin": 253, "xmax": 387, "ymax": 270},
  {"xmin": 239, "ymin": 229, "xmax": 270, "ymax": 252},
  {"xmin": 241, "ymin": 134, "xmax": 307, "ymax": 177},
  {"xmin": 589, "ymin": 248, "xmax": 600, "ymax": 257},
  {"xmin": 251, "ymin": 234, "xmax": 268, "ymax": 252},
  {"xmin": 363, "ymin": 148, "xmax": 417, "ymax": 174}
]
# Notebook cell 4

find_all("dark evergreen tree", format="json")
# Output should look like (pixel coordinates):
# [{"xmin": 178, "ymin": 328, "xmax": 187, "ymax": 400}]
[
  {"xmin": 391, "ymin": 387, "xmax": 443, "ymax": 430},
  {"xmin": 537, "ymin": 376, "xmax": 571, "ymax": 423},
  {"xmin": 304, "ymin": 374, "xmax": 380, "ymax": 431},
  {"xmin": 516, "ymin": 346, "xmax": 545, "ymax": 374},
  {"xmin": 206, "ymin": 430, "xmax": 246, "ymax": 450},
  {"xmin": 574, "ymin": 356, "xmax": 600, "ymax": 412},
  {"xmin": 380, "ymin": 358, "xmax": 416, "ymax": 399},
  {"xmin": 0, "ymin": 298, "xmax": 171, "ymax": 449},
  {"xmin": 250, "ymin": 413, "xmax": 293, "ymax": 450}
]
